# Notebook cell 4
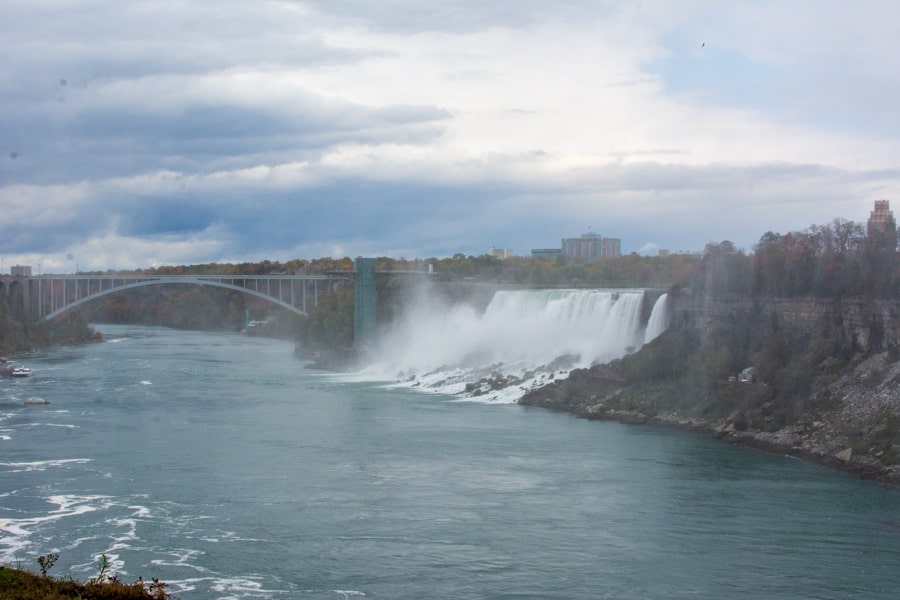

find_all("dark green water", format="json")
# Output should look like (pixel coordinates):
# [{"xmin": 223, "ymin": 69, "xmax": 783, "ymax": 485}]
[{"xmin": 2, "ymin": 325, "xmax": 899, "ymax": 599}]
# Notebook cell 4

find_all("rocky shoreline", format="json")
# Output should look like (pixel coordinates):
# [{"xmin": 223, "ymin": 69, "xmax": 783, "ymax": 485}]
[
  {"xmin": 522, "ymin": 401, "xmax": 900, "ymax": 487},
  {"xmin": 518, "ymin": 350, "xmax": 900, "ymax": 487},
  {"xmin": 618, "ymin": 411, "xmax": 898, "ymax": 486}
]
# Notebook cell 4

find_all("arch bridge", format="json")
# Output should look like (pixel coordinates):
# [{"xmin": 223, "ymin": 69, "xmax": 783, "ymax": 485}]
[{"xmin": 0, "ymin": 273, "xmax": 345, "ymax": 321}]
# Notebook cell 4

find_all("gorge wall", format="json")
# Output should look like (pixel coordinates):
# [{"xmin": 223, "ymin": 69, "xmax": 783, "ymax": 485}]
[{"xmin": 668, "ymin": 290, "xmax": 900, "ymax": 353}]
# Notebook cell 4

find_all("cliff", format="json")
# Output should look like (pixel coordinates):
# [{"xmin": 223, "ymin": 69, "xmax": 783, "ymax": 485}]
[
  {"xmin": 670, "ymin": 289, "xmax": 900, "ymax": 354},
  {"xmin": 0, "ymin": 300, "xmax": 101, "ymax": 356},
  {"xmin": 519, "ymin": 292, "xmax": 900, "ymax": 485}
]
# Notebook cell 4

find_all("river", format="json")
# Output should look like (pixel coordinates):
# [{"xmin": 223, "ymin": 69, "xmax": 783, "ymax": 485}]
[{"xmin": 2, "ymin": 324, "xmax": 900, "ymax": 599}]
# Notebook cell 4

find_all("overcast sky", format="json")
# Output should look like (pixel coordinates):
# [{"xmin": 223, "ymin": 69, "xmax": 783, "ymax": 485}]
[{"xmin": 3, "ymin": 0, "xmax": 900, "ymax": 272}]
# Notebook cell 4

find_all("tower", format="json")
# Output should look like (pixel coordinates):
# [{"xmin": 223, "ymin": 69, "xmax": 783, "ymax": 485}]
[
  {"xmin": 867, "ymin": 200, "xmax": 897, "ymax": 252},
  {"xmin": 353, "ymin": 257, "xmax": 377, "ymax": 345}
]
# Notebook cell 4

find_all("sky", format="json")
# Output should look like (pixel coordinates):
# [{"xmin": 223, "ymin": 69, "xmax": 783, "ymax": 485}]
[{"xmin": 3, "ymin": 0, "xmax": 900, "ymax": 272}]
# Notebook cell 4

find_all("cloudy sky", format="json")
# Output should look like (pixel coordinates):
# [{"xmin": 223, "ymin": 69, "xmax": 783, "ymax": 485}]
[{"xmin": 3, "ymin": 0, "xmax": 900, "ymax": 272}]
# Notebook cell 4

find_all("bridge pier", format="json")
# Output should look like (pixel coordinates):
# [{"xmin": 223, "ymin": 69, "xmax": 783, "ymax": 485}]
[
  {"xmin": 353, "ymin": 258, "xmax": 377, "ymax": 345},
  {"xmin": 0, "ymin": 275, "xmax": 31, "ymax": 319}
]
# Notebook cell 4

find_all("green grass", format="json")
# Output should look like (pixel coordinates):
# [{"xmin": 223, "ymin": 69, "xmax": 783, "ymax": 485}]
[{"xmin": 0, "ymin": 554, "xmax": 172, "ymax": 599}]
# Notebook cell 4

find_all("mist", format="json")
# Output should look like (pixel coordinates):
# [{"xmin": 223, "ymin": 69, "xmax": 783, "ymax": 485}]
[{"xmin": 358, "ymin": 285, "xmax": 667, "ymax": 403}]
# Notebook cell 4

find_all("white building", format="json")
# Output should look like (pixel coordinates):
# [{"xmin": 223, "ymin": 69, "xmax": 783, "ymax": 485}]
[{"xmin": 487, "ymin": 247, "xmax": 514, "ymax": 259}]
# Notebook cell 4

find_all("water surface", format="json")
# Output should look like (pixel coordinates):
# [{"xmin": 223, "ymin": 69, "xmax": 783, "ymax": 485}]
[{"xmin": 1, "ymin": 324, "xmax": 898, "ymax": 599}]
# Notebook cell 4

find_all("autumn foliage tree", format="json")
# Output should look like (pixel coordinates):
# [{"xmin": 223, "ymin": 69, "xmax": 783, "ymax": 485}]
[{"xmin": 689, "ymin": 218, "xmax": 897, "ymax": 298}]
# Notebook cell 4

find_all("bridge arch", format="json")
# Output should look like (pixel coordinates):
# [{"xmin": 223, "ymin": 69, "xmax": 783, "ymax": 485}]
[{"xmin": 41, "ymin": 278, "xmax": 310, "ymax": 321}]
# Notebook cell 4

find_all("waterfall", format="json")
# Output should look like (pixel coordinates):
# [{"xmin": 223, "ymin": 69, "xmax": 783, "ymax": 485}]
[
  {"xmin": 644, "ymin": 293, "xmax": 669, "ymax": 343},
  {"xmin": 478, "ymin": 289, "xmax": 646, "ymax": 367},
  {"xmin": 359, "ymin": 288, "xmax": 664, "ymax": 403}
]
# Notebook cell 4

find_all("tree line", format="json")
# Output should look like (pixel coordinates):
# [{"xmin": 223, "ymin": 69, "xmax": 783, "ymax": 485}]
[{"xmin": 687, "ymin": 218, "xmax": 899, "ymax": 297}]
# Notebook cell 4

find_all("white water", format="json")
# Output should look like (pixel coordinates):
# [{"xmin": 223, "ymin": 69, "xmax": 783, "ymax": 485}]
[
  {"xmin": 361, "ymin": 288, "xmax": 668, "ymax": 403},
  {"xmin": 644, "ymin": 293, "xmax": 669, "ymax": 343}
]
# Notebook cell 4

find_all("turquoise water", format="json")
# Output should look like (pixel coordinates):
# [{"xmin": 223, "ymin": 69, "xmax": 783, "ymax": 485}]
[{"xmin": 1, "ymin": 324, "xmax": 899, "ymax": 599}]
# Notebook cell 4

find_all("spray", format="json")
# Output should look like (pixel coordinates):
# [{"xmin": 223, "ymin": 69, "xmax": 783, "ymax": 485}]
[{"xmin": 357, "ymin": 287, "xmax": 669, "ymax": 403}]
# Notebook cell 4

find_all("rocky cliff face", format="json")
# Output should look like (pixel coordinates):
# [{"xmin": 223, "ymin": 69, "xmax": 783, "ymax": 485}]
[
  {"xmin": 519, "ymin": 292, "xmax": 900, "ymax": 485},
  {"xmin": 737, "ymin": 350, "xmax": 900, "ymax": 483},
  {"xmin": 669, "ymin": 290, "xmax": 900, "ymax": 354}
]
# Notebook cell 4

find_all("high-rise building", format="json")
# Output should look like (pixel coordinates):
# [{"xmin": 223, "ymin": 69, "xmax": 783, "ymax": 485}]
[
  {"xmin": 561, "ymin": 233, "xmax": 621, "ymax": 259},
  {"xmin": 867, "ymin": 200, "xmax": 897, "ymax": 251}
]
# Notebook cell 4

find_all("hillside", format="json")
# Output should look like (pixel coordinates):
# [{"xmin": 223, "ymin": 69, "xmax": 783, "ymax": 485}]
[{"xmin": 0, "ymin": 297, "xmax": 100, "ymax": 356}]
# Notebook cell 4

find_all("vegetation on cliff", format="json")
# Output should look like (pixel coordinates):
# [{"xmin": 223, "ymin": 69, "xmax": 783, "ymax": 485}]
[
  {"xmin": 521, "ymin": 320, "xmax": 848, "ymax": 431},
  {"xmin": 0, "ymin": 294, "xmax": 100, "ymax": 356},
  {"xmin": 0, "ymin": 554, "xmax": 171, "ymax": 599},
  {"xmin": 82, "ymin": 284, "xmax": 274, "ymax": 333},
  {"xmin": 413, "ymin": 252, "xmax": 697, "ymax": 288},
  {"xmin": 294, "ymin": 285, "xmax": 355, "ymax": 357}
]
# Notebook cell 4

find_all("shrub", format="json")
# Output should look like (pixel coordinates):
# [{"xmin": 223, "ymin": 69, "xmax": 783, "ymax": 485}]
[{"xmin": 0, "ymin": 554, "xmax": 172, "ymax": 600}]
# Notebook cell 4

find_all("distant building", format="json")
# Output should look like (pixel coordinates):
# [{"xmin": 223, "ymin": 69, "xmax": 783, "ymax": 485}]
[
  {"xmin": 531, "ymin": 248, "xmax": 562, "ymax": 259},
  {"xmin": 530, "ymin": 232, "xmax": 622, "ymax": 260},
  {"xmin": 867, "ymin": 200, "xmax": 897, "ymax": 251},
  {"xmin": 661, "ymin": 250, "xmax": 703, "ymax": 258},
  {"xmin": 561, "ymin": 233, "xmax": 621, "ymax": 259},
  {"xmin": 10, "ymin": 265, "xmax": 32, "ymax": 276},
  {"xmin": 487, "ymin": 247, "xmax": 514, "ymax": 259}
]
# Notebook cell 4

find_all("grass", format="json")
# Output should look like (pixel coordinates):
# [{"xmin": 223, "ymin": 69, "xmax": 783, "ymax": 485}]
[{"xmin": 0, "ymin": 554, "xmax": 173, "ymax": 600}]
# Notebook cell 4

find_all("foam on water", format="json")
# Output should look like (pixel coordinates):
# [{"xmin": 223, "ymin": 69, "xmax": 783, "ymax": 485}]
[
  {"xmin": 0, "ymin": 458, "xmax": 91, "ymax": 473},
  {"xmin": 150, "ymin": 548, "xmax": 209, "ymax": 573},
  {"xmin": 358, "ymin": 288, "xmax": 669, "ymax": 403},
  {"xmin": 0, "ymin": 490, "xmax": 218, "ymax": 582},
  {"xmin": 22, "ymin": 422, "xmax": 79, "ymax": 430},
  {"xmin": 208, "ymin": 576, "xmax": 289, "ymax": 599},
  {"xmin": 0, "ymin": 493, "xmax": 108, "ymax": 562},
  {"xmin": 0, "ymin": 410, "xmax": 14, "ymax": 440}
]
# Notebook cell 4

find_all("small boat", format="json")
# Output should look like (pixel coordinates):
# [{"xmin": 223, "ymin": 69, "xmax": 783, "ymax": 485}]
[{"xmin": 10, "ymin": 367, "xmax": 33, "ymax": 378}]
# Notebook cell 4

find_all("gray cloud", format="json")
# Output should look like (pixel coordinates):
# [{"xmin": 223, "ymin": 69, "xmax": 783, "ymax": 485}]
[
  {"xmin": 301, "ymin": 0, "xmax": 623, "ymax": 33},
  {"xmin": 3, "ymin": 0, "xmax": 900, "ymax": 271},
  {"xmin": 3, "ymin": 86, "xmax": 451, "ymax": 185}
]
